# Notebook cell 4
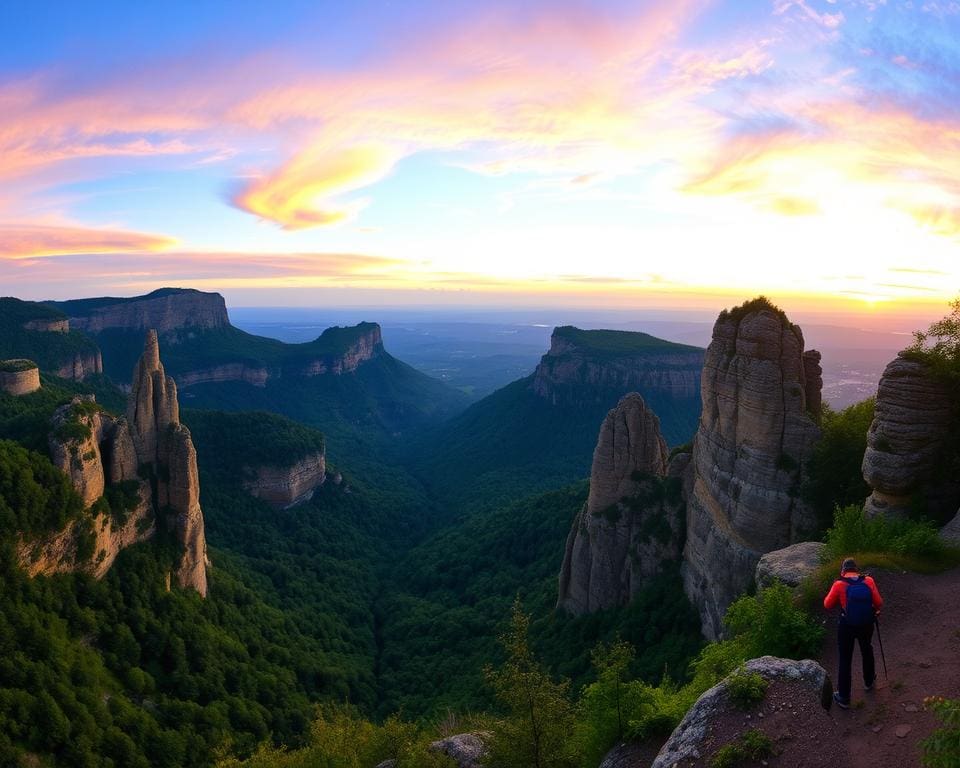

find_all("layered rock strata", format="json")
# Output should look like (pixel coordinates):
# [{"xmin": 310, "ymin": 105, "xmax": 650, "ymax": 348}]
[
  {"xmin": 683, "ymin": 303, "xmax": 822, "ymax": 639},
  {"xmin": 54, "ymin": 349, "xmax": 103, "ymax": 380},
  {"xmin": 558, "ymin": 393, "xmax": 683, "ymax": 614},
  {"xmin": 862, "ymin": 354, "xmax": 957, "ymax": 520},
  {"xmin": 0, "ymin": 360, "xmax": 41, "ymax": 395},
  {"xmin": 243, "ymin": 453, "xmax": 327, "ymax": 509},
  {"xmin": 22, "ymin": 318, "xmax": 69, "ymax": 332},
  {"xmin": 532, "ymin": 327, "xmax": 703, "ymax": 405},
  {"xmin": 17, "ymin": 331, "xmax": 208, "ymax": 595},
  {"xmin": 67, "ymin": 288, "xmax": 229, "ymax": 333}
]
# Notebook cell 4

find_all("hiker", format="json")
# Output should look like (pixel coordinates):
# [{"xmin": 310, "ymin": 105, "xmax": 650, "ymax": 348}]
[{"xmin": 823, "ymin": 557, "xmax": 883, "ymax": 709}]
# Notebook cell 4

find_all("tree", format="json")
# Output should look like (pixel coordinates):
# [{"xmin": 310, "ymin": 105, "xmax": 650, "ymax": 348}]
[{"xmin": 484, "ymin": 598, "xmax": 579, "ymax": 768}]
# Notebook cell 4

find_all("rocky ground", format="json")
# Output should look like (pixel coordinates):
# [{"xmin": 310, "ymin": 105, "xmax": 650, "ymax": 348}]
[{"xmin": 656, "ymin": 566, "xmax": 960, "ymax": 767}]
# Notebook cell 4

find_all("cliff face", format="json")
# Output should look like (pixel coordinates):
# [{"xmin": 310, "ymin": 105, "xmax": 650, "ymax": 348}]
[
  {"xmin": 299, "ymin": 325, "xmax": 383, "ymax": 376},
  {"xmin": 243, "ymin": 453, "xmax": 327, "ymax": 509},
  {"xmin": 531, "ymin": 329, "xmax": 703, "ymax": 406},
  {"xmin": 558, "ymin": 393, "xmax": 684, "ymax": 615},
  {"xmin": 66, "ymin": 288, "xmax": 230, "ymax": 334},
  {"xmin": 683, "ymin": 304, "xmax": 822, "ymax": 639},
  {"xmin": 0, "ymin": 361, "xmax": 41, "ymax": 395},
  {"xmin": 862, "ymin": 354, "xmax": 960, "ymax": 520},
  {"xmin": 18, "ymin": 331, "xmax": 208, "ymax": 595},
  {"xmin": 23, "ymin": 318, "xmax": 69, "ymax": 333},
  {"xmin": 176, "ymin": 363, "xmax": 270, "ymax": 388},
  {"xmin": 54, "ymin": 349, "xmax": 103, "ymax": 380}
]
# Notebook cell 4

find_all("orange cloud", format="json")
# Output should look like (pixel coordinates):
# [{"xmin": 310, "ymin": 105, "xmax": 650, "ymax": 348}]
[
  {"xmin": 233, "ymin": 145, "xmax": 397, "ymax": 229},
  {"xmin": 0, "ymin": 223, "xmax": 176, "ymax": 259}
]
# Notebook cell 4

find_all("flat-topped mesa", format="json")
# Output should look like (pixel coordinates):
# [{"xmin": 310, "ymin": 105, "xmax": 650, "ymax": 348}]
[
  {"xmin": 862, "ymin": 353, "xmax": 959, "ymax": 520},
  {"xmin": 297, "ymin": 323, "xmax": 383, "ymax": 376},
  {"xmin": 683, "ymin": 298, "xmax": 822, "ymax": 639},
  {"xmin": 0, "ymin": 359, "xmax": 41, "ymax": 395},
  {"xmin": 532, "ymin": 326, "xmax": 704, "ymax": 405},
  {"xmin": 63, "ymin": 288, "xmax": 230, "ymax": 334},
  {"xmin": 558, "ymin": 393, "xmax": 684, "ymax": 615}
]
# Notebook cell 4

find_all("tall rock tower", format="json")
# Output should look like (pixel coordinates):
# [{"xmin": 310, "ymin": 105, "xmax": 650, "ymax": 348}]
[
  {"xmin": 128, "ymin": 330, "xmax": 209, "ymax": 596},
  {"xmin": 683, "ymin": 299, "xmax": 821, "ymax": 639},
  {"xmin": 558, "ymin": 393, "xmax": 684, "ymax": 614}
]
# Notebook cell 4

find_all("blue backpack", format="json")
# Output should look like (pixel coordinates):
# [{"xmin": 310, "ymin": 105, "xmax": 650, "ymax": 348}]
[{"xmin": 842, "ymin": 576, "xmax": 874, "ymax": 626}]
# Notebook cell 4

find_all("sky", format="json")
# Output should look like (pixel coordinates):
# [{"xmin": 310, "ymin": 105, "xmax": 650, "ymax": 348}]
[{"xmin": 0, "ymin": 0, "xmax": 958, "ymax": 318}]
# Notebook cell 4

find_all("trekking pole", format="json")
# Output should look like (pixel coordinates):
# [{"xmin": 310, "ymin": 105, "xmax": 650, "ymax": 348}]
[{"xmin": 875, "ymin": 615, "xmax": 888, "ymax": 679}]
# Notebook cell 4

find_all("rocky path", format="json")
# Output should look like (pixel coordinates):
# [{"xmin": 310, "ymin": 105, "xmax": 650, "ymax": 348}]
[{"xmin": 817, "ymin": 566, "xmax": 960, "ymax": 768}]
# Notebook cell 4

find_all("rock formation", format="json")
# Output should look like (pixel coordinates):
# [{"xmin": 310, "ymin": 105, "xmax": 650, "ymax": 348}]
[
  {"xmin": 558, "ymin": 393, "xmax": 684, "ymax": 614},
  {"xmin": 243, "ymin": 453, "xmax": 327, "ymax": 509},
  {"xmin": 22, "ymin": 317, "xmax": 69, "ymax": 333},
  {"xmin": 175, "ymin": 363, "xmax": 270, "ymax": 388},
  {"xmin": 755, "ymin": 541, "xmax": 826, "ymax": 590},
  {"xmin": 65, "ymin": 288, "xmax": 230, "ymax": 333},
  {"xmin": 683, "ymin": 300, "xmax": 822, "ymax": 639},
  {"xmin": 128, "ymin": 330, "xmax": 208, "ymax": 595},
  {"xmin": 861, "ymin": 354, "xmax": 958, "ymax": 520},
  {"xmin": 54, "ymin": 349, "xmax": 103, "ymax": 380},
  {"xmin": 651, "ymin": 657, "xmax": 832, "ymax": 768},
  {"xmin": 532, "ymin": 327, "xmax": 703, "ymax": 405},
  {"xmin": 942, "ymin": 509, "xmax": 960, "ymax": 546},
  {"xmin": 17, "ymin": 330, "xmax": 208, "ymax": 595},
  {"xmin": 0, "ymin": 359, "xmax": 41, "ymax": 395}
]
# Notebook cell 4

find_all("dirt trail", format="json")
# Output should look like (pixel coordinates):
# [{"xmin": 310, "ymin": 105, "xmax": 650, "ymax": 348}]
[{"xmin": 818, "ymin": 566, "xmax": 960, "ymax": 768}]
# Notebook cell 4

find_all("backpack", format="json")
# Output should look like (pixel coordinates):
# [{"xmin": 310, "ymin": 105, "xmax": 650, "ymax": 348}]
[{"xmin": 841, "ymin": 576, "xmax": 874, "ymax": 626}]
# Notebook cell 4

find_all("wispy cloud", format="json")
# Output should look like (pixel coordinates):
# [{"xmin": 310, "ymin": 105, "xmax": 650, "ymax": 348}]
[{"xmin": 0, "ymin": 223, "xmax": 176, "ymax": 259}]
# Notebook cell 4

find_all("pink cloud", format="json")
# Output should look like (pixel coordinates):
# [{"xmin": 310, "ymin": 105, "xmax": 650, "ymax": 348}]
[{"xmin": 0, "ymin": 223, "xmax": 176, "ymax": 259}]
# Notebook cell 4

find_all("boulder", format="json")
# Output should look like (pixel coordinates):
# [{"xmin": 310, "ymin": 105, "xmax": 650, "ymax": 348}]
[
  {"xmin": 755, "ymin": 541, "xmax": 826, "ymax": 589},
  {"xmin": 651, "ymin": 657, "xmax": 831, "ymax": 768},
  {"xmin": 862, "ymin": 354, "xmax": 957, "ymax": 520},
  {"xmin": 683, "ymin": 301, "xmax": 822, "ymax": 639},
  {"xmin": 428, "ymin": 732, "xmax": 488, "ymax": 768},
  {"xmin": 941, "ymin": 509, "xmax": 960, "ymax": 546},
  {"xmin": 558, "ymin": 393, "xmax": 683, "ymax": 614}
]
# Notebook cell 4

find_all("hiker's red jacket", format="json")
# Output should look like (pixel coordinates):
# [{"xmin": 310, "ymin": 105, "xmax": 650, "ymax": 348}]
[{"xmin": 823, "ymin": 571, "xmax": 883, "ymax": 613}]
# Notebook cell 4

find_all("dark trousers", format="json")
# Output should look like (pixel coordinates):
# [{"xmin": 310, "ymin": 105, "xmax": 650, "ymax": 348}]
[{"xmin": 837, "ymin": 621, "xmax": 875, "ymax": 701}]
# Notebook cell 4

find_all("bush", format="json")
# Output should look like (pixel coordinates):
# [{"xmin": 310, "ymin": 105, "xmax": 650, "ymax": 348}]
[
  {"xmin": 922, "ymin": 696, "xmax": 960, "ymax": 768},
  {"xmin": 710, "ymin": 729, "xmax": 774, "ymax": 768},
  {"xmin": 824, "ymin": 505, "xmax": 946, "ymax": 561},
  {"xmin": 726, "ymin": 668, "xmax": 768, "ymax": 710}
]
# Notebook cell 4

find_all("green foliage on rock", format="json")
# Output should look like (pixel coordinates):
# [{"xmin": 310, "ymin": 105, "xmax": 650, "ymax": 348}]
[
  {"xmin": 726, "ymin": 668, "xmax": 768, "ymax": 710},
  {"xmin": 824, "ymin": 504, "xmax": 948, "ymax": 562},
  {"xmin": 0, "ymin": 439, "xmax": 84, "ymax": 537},
  {"xmin": 803, "ymin": 398, "xmax": 875, "ymax": 533},
  {"xmin": 709, "ymin": 729, "xmax": 774, "ymax": 768}
]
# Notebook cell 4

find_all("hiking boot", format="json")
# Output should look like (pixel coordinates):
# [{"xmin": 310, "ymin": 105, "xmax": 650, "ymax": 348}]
[{"xmin": 833, "ymin": 692, "xmax": 850, "ymax": 709}]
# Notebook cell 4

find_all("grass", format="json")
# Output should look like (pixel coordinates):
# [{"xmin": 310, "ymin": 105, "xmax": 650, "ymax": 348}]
[
  {"xmin": 727, "ymin": 668, "xmax": 769, "ymax": 710},
  {"xmin": 710, "ymin": 729, "xmax": 775, "ymax": 768}
]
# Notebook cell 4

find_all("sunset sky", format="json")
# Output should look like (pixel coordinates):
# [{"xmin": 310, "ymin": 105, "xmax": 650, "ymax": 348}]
[{"xmin": 1, "ymin": 0, "xmax": 958, "ymax": 314}]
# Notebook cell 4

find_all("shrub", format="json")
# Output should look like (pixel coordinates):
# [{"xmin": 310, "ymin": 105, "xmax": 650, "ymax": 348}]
[
  {"xmin": 922, "ymin": 696, "xmax": 960, "ymax": 768},
  {"xmin": 824, "ymin": 505, "xmax": 946, "ymax": 561},
  {"xmin": 710, "ymin": 729, "xmax": 774, "ymax": 768},
  {"xmin": 726, "ymin": 668, "xmax": 768, "ymax": 710}
]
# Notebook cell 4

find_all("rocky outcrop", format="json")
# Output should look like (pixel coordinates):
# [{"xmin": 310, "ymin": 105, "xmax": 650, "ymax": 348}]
[
  {"xmin": 48, "ymin": 397, "xmax": 110, "ymax": 507},
  {"xmin": 803, "ymin": 350, "xmax": 823, "ymax": 425},
  {"xmin": 558, "ymin": 393, "xmax": 684, "ymax": 614},
  {"xmin": 651, "ymin": 657, "xmax": 832, "ymax": 768},
  {"xmin": 54, "ymin": 349, "xmax": 103, "ymax": 380},
  {"xmin": 18, "ymin": 330, "xmax": 207, "ymax": 595},
  {"xmin": 429, "ymin": 733, "xmax": 488, "ymax": 768},
  {"xmin": 0, "ymin": 360, "xmax": 41, "ymax": 395},
  {"xmin": 755, "ymin": 541, "xmax": 826, "ymax": 589},
  {"xmin": 128, "ymin": 330, "xmax": 208, "ymax": 596},
  {"xmin": 66, "ymin": 288, "xmax": 229, "ymax": 334},
  {"xmin": 300, "ymin": 325, "xmax": 383, "ymax": 375},
  {"xmin": 862, "ymin": 354, "xmax": 958, "ymax": 520},
  {"xmin": 243, "ymin": 453, "xmax": 326, "ymax": 509},
  {"xmin": 532, "ymin": 327, "xmax": 703, "ymax": 405},
  {"xmin": 942, "ymin": 510, "xmax": 960, "ymax": 546},
  {"xmin": 683, "ymin": 301, "xmax": 822, "ymax": 639},
  {"xmin": 22, "ymin": 318, "xmax": 69, "ymax": 333},
  {"xmin": 175, "ymin": 363, "xmax": 269, "ymax": 388}
]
